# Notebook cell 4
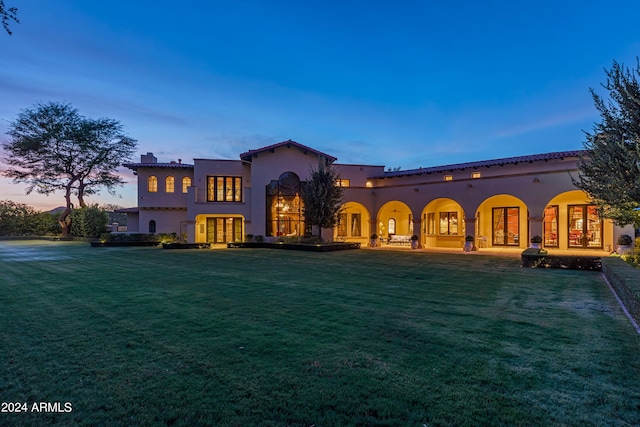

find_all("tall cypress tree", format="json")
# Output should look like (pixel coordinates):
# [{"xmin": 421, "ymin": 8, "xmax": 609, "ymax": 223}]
[
  {"xmin": 575, "ymin": 60, "xmax": 640, "ymax": 226},
  {"xmin": 300, "ymin": 160, "xmax": 344, "ymax": 239}
]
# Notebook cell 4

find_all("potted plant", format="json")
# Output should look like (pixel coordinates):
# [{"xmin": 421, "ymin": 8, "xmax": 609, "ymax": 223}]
[
  {"xmin": 370, "ymin": 233, "xmax": 379, "ymax": 248},
  {"xmin": 410, "ymin": 234, "xmax": 419, "ymax": 249},
  {"xmin": 617, "ymin": 234, "xmax": 633, "ymax": 254},
  {"xmin": 530, "ymin": 235, "xmax": 542, "ymax": 249},
  {"xmin": 463, "ymin": 235, "xmax": 475, "ymax": 252}
]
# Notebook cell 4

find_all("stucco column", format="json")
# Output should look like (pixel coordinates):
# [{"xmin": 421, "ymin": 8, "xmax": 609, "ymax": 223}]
[
  {"xmin": 185, "ymin": 220, "xmax": 196, "ymax": 243},
  {"xmin": 369, "ymin": 218, "xmax": 377, "ymax": 239},
  {"xmin": 413, "ymin": 217, "xmax": 422, "ymax": 248},
  {"xmin": 529, "ymin": 216, "xmax": 543, "ymax": 246},
  {"xmin": 464, "ymin": 217, "xmax": 477, "ymax": 250}
]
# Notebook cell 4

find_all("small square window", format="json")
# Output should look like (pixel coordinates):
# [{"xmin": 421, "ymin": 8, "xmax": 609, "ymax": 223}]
[
  {"xmin": 472, "ymin": 172, "xmax": 481, "ymax": 179},
  {"xmin": 444, "ymin": 175, "xmax": 453, "ymax": 181}
]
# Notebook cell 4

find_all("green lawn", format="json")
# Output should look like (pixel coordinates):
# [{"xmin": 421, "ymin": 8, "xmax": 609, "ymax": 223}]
[{"xmin": 1, "ymin": 241, "xmax": 639, "ymax": 426}]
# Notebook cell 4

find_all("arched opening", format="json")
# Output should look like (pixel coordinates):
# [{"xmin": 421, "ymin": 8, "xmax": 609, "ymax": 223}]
[
  {"xmin": 544, "ymin": 190, "xmax": 612, "ymax": 251},
  {"xmin": 421, "ymin": 198, "xmax": 465, "ymax": 248},
  {"xmin": 476, "ymin": 194, "xmax": 528, "ymax": 249},
  {"xmin": 377, "ymin": 201, "xmax": 412, "ymax": 243},
  {"xmin": 148, "ymin": 220, "xmax": 156, "ymax": 233},
  {"xmin": 335, "ymin": 201, "xmax": 371, "ymax": 242}
]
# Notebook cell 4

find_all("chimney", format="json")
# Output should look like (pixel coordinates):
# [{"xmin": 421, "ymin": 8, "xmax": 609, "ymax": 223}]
[{"xmin": 141, "ymin": 152, "xmax": 157, "ymax": 164}]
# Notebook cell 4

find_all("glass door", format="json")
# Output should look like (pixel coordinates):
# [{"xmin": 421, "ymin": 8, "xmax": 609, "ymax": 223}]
[
  {"xmin": 543, "ymin": 206, "xmax": 558, "ymax": 247},
  {"xmin": 568, "ymin": 205, "xmax": 602, "ymax": 248},
  {"xmin": 207, "ymin": 217, "xmax": 242, "ymax": 243}
]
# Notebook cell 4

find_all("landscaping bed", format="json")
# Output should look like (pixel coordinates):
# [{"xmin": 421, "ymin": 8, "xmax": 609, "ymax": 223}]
[
  {"xmin": 162, "ymin": 242, "xmax": 211, "ymax": 249},
  {"xmin": 90, "ymin": 232, "xmax": 178, "ymax": 247},
  {"xmin": 90, "ymin": 241, "xmax": 159, "ymax": 247},
  {"xmin": 521, "ymin": 248, "xmax": 602, "ymax": 270},
  {"xmin": 227, "ymin": 241, "xmax": 361, "ymax": 252}
]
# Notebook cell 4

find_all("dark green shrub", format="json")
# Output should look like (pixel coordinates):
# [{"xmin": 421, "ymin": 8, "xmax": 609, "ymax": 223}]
[
  {"xmin": 100, "ymin": 233, "xmax": 177, "ymax": 243},
  {"xmin": 31, "ymin": 212, "xmax": 61, "ymax": 235},
  {"xmin": 70, "ymin": 205, "xmax": 108, "ymax": 238},
  {"xmin": 0, "ymin": 200, "xmax": 36, "ymax": 235},
  {"xmin": 621, "ymin": 237, "xmax": 640, "ymax": 268}
]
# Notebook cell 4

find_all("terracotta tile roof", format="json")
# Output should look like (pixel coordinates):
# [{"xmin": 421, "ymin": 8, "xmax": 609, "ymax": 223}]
[
  {"xmin": 114, "ymin": 207, "xmax": 139, "ymax": 213},
  {"xmin": 239, "ymin": 139, "xmax": 338, "ymax": 162},
  {"xmin": 373, "ymin": 150, "xmax": 586, "ymax": 179},
  {"xmin": 123, "ymin": 162, "xmax": 194, "ymax": 171}
]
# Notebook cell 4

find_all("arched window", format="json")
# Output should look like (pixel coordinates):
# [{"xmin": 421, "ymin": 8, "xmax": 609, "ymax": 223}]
[
  {"xmin": 182, "ymin": 177, "xmax": 191, "ymax": 193},
  {"xmin": 149, "ymin": 220, "xmax": 156, "ymax": 233},
  {"xmin": 388, "ymin": 218, "xmax": 396, "ymax": 234},
  {"xmin": 165, "ymin": 176, "xmax": 175, "ymax": 193},
  {"xmin": 148, "ymin": 176, "xmax": 158, "ymax": 192}
]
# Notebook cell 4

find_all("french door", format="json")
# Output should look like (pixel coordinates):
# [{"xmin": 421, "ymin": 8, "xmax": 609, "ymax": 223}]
[
  {"xmin": 568, "ymin": 205, "xmax": 602, "ymax": 248},
  {"xmin": 206, "ymin": 217, "xmax": 242, "ymax": 243},
  {"xmin": 492, "ymin": 207, "xmax": 519, "ymax": 246}
]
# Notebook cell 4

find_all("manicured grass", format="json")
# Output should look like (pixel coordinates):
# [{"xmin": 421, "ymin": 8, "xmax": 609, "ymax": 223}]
[{"xmin": 1, "ymin": 241, "xmax": 639, "ymax": 426}]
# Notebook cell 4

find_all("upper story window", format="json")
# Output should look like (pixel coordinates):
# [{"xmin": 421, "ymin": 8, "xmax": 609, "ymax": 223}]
[
  {"xmin": 165, "ymin": 176, "xmax": 175, "ymax": 193},
  {"xmin": 148, "ymin": 176, "xmax": 158, "ymax": 192},
  {"xmin": 336, "ymin": 179, "xmax": 350, "ymax": 187},
  {"xmin": 472, "ymin": 172, "xmax": 481, "ymax": 179},
  {"xmin": 207, "ymin": 176, "xmax": 242, "ymax": 202},
  {"xmin": 444, "ymin": 175, "xmax": 453, "ymax": 181},
  {"xmin": 182, "ymin": 177, "xmax": 191, "ymax": 193}
]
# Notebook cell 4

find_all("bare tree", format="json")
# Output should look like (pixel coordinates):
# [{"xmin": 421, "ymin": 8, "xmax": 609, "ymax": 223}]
[
  {"xmin": 0, "ymin": 0, "xmax": 18, "ymax": 35},
  {"xmin": 3, "ymin": 102, "xmax": 137, "ymax": 236}
]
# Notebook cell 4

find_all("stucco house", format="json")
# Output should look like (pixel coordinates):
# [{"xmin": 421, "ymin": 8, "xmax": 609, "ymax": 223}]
[{"xmin": 121, "ymin": 139, "xmax": 634, "ymax": 253}]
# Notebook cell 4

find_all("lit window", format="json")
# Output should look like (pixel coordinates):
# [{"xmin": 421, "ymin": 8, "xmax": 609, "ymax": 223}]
[
  {"xmin": 182, "ymin": 177, "xmax": 191, "ymax": 193},
  {"xmin": 388, "ymin": 218, "xmax": 396, "ymax": 234},
  {"xmin": 207, "ymin": 176, "xmax": 242, "ymax": 202},
  {"xmin": 165, "ymin": 176, "xmax": 175, "ymax": 193},
  {"xmin": 472, "ymin": 172, "xmax": 481, "ymax": 179},
  {"xmin": 439, "ymin": 212, "xmax": 458, "ymax": 235},
  {"xmin": 148, "ymin": 176, "xmax": 158, "ymax": 192},
  {"xmin": 427, "ymin": 213, "xmax": 436, "ymax": 234},
  {"xmin": 444, "ymin": 175, "xmax": 453, "ymax": 181},
  {"xmin": 336, "ymin": 179, "xmax": 350, "ymax": 187},
  {"xmin": 365, "ymin": 181, "xmax": 373, "ymax": 188}
]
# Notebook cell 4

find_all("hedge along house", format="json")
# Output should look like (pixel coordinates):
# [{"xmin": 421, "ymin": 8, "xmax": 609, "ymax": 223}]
[{"xmin": 122, "ymin": 140, "xmax": 634, "ymax": 253}]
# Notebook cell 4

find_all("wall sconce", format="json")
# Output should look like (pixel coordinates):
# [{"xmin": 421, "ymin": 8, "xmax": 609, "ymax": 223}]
[
  {"xmin": 467, "ymin": 183, "xmax": 473, "ymax": 188},
  {"xmin": 414, "ymin": 188, "xmax": 419, "ymax": 192},
  {"xmin": 533, "ymin": 177, "xmax": 540, "ymax": 183}
]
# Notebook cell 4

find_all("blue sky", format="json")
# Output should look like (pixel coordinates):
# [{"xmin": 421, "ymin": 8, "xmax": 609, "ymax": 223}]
[{"xmin": 1, "ymin": 0, "xmax": 640, "ymax": 210}]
